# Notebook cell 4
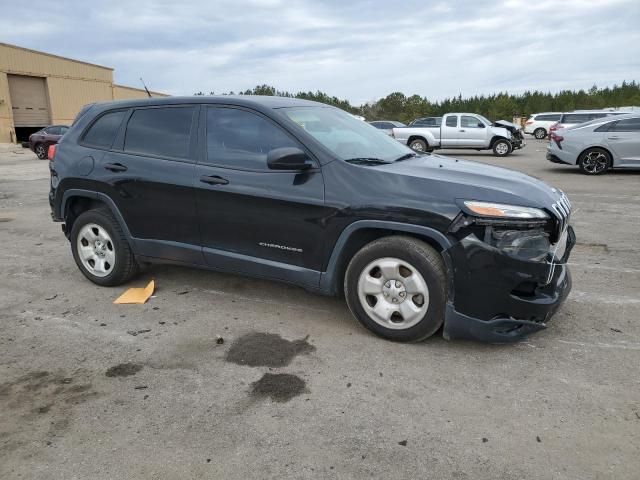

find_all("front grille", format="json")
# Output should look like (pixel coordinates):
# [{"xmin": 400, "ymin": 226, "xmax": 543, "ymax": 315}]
[{"xmin": 551, "ymin": 191, "xmax": 571, "ymax": 237}]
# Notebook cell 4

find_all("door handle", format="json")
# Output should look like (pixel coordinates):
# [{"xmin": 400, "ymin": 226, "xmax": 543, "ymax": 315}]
[
  {"xmin": 104, "ymin": 163, "xmax": 128, "ymax": 172},
  {"xmin": 200, "ymin": 175, "xmax": 229, "ymax": 185},
  {"xmin": 607, "ymin": 136, "xmax": 620, "ymax": 140},
  {"xmin": 459, "ymin": 129, "xmax": 466, "ymax": 132}
]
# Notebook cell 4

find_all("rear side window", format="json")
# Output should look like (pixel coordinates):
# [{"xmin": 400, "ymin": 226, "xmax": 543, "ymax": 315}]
[
  {"xmin": 124, "ymin": 107, "xmax": 195, "ymax": 160},
  {"xmin": 47, "ymin": 126, "xmax": 61, "ymax": 135},
  {"xmin": 561, "ymin": 114, "xmax": 592, "ymax": 124},
  {"xmin": 536, "ymin": 114, "xmax": 561, "ymax": 121},
  {"xmin": 205, "ymin": 107, "xmax": 301, "ymax": 169},
  {"xmin": 83, "ymin": 110, "xmax": 126, "ymax": 148},
  {"xmin": 445, "ymin": 116, "xmax": 458, "ymax": 127},
  {"xmin": 609, "ymin": 118, "xmax": 640, "ymax": 132}
]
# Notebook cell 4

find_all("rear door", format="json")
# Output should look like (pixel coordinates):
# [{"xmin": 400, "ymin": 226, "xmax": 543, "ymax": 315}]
[
  {"xmin": 604, "ymin": 118, "xmax": 640, "ymax": 166},
  {"xmin": 459, "ymin": 115, "xmax": 487, "ymax": 147},
  {"xmin": 89, "ymin": 105, "xmax": 201, "ymax": 262},
  {"xmin": 194, "ymin": 105, "xmax": 327, "ymax": 283},
  {"xmin": 440, "ymin": 115, "xmax": 459, "ymax": 147}
]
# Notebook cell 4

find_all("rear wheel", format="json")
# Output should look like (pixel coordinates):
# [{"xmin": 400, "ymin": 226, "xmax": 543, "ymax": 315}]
[
  {"xmin": 70, "ymin": 208, "xmax": 138, "ymax": 286},
  {"xmin": 409, "ymin": 139, "xmax": 427, "ymax": 152},
  {"xmin": 579, "ymin": 148, "xmax": 611, "ymax": 175},
  {"xmin": 492, "ymin": 139, "xmax": 512, "ymax": 157},
  {"xmin": 533, "ymin": 128, "xmax": 547, "ymax": 139},
  {"xmin": 35, "ymin": 143, "xmax": 47, "ymax": 159},
  {"xmin": 344, "ymin": 236, "xmax": 446, "ymax": 342}
]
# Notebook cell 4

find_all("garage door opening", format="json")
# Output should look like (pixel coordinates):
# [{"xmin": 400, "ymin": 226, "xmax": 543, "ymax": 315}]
[
  {"xmin": 14, "ymin": 126, "xmax": 46, "ymax": 143},
  {"xmin": 8, "ymin": 75, "xmax": 51, "ymax": 140}
]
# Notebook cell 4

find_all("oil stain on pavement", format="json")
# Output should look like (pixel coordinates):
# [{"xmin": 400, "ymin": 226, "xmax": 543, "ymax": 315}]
[
  {"xmin": 225, "ymin": 332, "xmax": 315, "ymax": 368},
  {"xmin": 250, "ymin": 373, "xmax": 308, "ymax": 402},
  {"xmin": 105, "ymin": 363, "xmax": 143, "ymax": 377}
]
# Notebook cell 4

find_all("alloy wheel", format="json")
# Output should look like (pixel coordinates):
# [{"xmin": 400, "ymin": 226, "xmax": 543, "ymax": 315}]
[
  {"xmin": 582, "ymin": 151, "xmax": 609, "ymax": 174},
  {"xmin": 357, "ymin": 257, "xmax": 429, "ymax": 330},
  {"xmin": 35, "ymin": 144, "xmax": 47, "ymax": 159}
]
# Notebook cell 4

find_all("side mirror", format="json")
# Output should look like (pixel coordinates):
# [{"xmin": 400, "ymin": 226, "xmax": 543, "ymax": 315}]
[
  {"xmin": 267, "ymin": 147, "xmax": 313, "ymax": 170},
  {"xmin": 477, "ymin": 122, "xmax": 485, "ymax": 128}
]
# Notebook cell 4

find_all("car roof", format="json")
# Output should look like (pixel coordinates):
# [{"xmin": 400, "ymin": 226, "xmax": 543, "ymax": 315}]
[
  {"xmin": 531, "ymin": 112, "xmax": 562, "ymax": 115},
  {"xmin": 88, "ymin": 95, "xmax": 326, "ymax": 111},
  {"xmin": 570, "ymin": 112, "xmax": 640, "ymax": 128}
]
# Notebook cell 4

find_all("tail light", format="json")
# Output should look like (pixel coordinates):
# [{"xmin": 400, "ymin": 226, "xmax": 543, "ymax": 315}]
[
  {"xmin": 550, "ymin": 132, "xmax": 564, "ymax": 149},
  {"xmin": 47, "ymin": 144, "xmax": 57, "ymax": 161},
  {"xmin": 525, "ymin": 120, "xmax": 533, "ymax": 125}
]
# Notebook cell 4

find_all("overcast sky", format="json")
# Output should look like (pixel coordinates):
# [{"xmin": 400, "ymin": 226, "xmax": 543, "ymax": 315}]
[{"xmin": 2, "ymin": 0, "xmax": 639, "ymax": 105}]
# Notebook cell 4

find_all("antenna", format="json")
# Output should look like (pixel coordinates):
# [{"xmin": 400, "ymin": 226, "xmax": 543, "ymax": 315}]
[{"xmin": 140, "ymin": 77, "xmax": 152, "ymax": 98}]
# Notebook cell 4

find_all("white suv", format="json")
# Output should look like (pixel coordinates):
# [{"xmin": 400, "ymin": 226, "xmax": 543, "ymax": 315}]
[{"xmin": 524, "ymin": 112, "xmax": 562, "ymax": 139}]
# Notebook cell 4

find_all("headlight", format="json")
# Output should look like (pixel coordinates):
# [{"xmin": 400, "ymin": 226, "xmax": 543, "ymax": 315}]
[
  {"xmin": 463, "ymin": 201, "xmax": 549, "ymax": 220},
  {"xmin": 489, "ymin": 228, "xmax": 550, "ymax": 262}
]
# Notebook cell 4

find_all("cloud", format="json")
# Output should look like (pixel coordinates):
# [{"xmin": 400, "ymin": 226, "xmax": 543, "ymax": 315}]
[{"xmin": 1, "ymin": 0, "xmax": 638, "ymax": 104}]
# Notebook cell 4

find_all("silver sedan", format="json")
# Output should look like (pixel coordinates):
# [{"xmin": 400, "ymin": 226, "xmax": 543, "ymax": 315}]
[{"xmin": 547, "ymin": 113, "xmax": 640, "ymax": 175}]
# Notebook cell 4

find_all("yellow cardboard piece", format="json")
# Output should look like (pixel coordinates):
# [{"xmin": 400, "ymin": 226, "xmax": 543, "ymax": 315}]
[{"xmin": 113, "ymin": 280, "xmax": 155, "ymax": 304}]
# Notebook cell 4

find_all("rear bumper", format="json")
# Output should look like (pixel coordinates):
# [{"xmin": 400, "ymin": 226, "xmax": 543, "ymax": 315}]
[
  {"xmin": 443, "ymin": 226, "xmax": 575, "ymax": 342},
  {"xmin": 546, "ymin": 152, "xmax": 572, "ymax": 165}
]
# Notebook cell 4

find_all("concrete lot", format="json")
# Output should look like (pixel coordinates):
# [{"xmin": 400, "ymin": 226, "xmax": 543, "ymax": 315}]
[{"xmin": 1, "ymin": 140, "xmax": 639, "ymax": 479}]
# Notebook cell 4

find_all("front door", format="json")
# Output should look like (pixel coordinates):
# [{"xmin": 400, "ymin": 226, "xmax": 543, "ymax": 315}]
[
  {"xmin": 459, "ymin": 115, "xmax": 488, "ymax": 147},
  {"xmin": 194, "ymin": 105, "xmax": 327, "ymax": 286}
]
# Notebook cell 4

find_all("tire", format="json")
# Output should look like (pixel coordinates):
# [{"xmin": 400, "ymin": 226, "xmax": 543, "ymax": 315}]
[
  {"xmin": 70, "ymin": 208, "xmax": 138, "ymax": 286},
  {"xmin": 409, "ymin": 138, "xmax": 428, "ymax": 152},
  {"xmin": 34, "ymin": 143, "xmax": 47, "ymax": 159},
  {"xmin": 533, "ymin": 128, "xmax": 547, "ymax": 139},
  {"xmin": 344, "ymin": 236, "xmax": 446, "ymax": 342},
  {"xmin": 578, "ymin": 148, "xmax": 611, "ymax": 175},
  {"xmin": 492, "ymin": 139, "xmax": 512, "ymax": 157}
]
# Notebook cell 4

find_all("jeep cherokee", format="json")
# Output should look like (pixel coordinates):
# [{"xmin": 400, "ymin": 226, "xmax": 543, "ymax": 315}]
[{"xmin": 49, "ymin": 96, "xmax": 575, "ymax": 343}]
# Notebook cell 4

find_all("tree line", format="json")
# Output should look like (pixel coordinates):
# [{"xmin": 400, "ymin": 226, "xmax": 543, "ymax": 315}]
[{"xmin": 195, "ymin": 81, "xmax": 640, "ymax": 123}]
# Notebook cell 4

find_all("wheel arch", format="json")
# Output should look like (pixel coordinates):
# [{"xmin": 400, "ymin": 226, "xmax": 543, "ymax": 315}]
[
  {"xmin": 61, "ymin": 189, "xmax": 135, "ymax": 249},
  {"xmin": 320, "ymin": 220, "xmax": 454, "ymax": 296},
  {"xmin": 407, "ymin": 135, "xmax": 429, "ymax": 147},
  {"xmin": 490, "ymin": 135, "xmax": 511, "ymax": 148},
  {"xmin": 577, "ymin": 145, "xmax": 613, "ymax": 164}
]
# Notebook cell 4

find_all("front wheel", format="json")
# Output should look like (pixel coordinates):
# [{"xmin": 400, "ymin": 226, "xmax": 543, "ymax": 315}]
[
  {"xmin": 533, "ymin": 128, "xmax": 547, "ymax": 139},
  {"xmin": 492, "ymin": 139, "xmax": 512, "ymax": 157},
  {"xmin": 579, "ymin": 148, "xmax": 611, "ymax": 175},
  {"xmin": 70, "ymin": 208, "xmax": 138, "ymax": 286},
  {"xmin": 409, "ymin": 139, "xmax": 427, "ymax": 152},
  {"xmin": 344, "ymin": 236, "xmax": 446, "ymax": 342}
]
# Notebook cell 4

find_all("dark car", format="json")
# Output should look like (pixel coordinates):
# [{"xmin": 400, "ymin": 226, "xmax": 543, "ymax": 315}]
[
  {"xmin": 29, "ymin": 125, "xmax": 69, "ymax": 159},
  {"xmin": 49, "ymin": 96, "xmax": 574, "ymax": 343},
  {"xmin": 368, "ymin": 120, "xmax": 406, "ymax": 136}
]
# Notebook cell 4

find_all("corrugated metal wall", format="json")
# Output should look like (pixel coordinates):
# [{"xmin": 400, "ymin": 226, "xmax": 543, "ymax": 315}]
[{"xmin": 0, "ymin": 43, "xmax": 169, "ymax": 142}]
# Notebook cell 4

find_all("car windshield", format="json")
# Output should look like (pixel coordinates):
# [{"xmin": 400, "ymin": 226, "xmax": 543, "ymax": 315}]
[{"xmin": 282, "ymin": 107, "xmax": 414, "ymax": 162}]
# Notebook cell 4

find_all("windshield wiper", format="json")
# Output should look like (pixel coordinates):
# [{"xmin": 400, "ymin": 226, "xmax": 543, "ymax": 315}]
[
  {"xmin": 344, "ymin": 157, "xmax": 392, "ymax": 165},
  {"xmin": 393, "ymin": 152, "xmax": 420, "ymax": 162}
]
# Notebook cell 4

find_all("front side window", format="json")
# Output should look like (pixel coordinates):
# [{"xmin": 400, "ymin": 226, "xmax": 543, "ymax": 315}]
[
  {"xmin": 83, "ymin": 110, "xmax": 127, "ymax": 149},
  {"xmin": 206, "ymin": 107, "xmax": 301, "ymax": 169},
  {"xmin": 445, "ymin": 116, "xmax": 458, "ymax": 127},
  {"xmin": 124, "ymin": 107, "xmax": 195, "ymax": 159},
  {"xmin": 562, "ymin": 114, "xmax": 590, "ymax": 124},
  {"xmin": 461, "ymin": 116, "xmax": 483, "ymax": 128},
  {"xmin": 282, "ymin": 106, "xmax": 413, "ymax": 162},
  {"xmin": 537, "ymin": 114, "xmax": 561, "ymax": 121}
]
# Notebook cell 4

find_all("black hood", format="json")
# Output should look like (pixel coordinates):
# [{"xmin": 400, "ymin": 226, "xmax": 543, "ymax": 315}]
[{"xmin": 375, "ymin": 154, "xmax": 562, "ymax": 210}]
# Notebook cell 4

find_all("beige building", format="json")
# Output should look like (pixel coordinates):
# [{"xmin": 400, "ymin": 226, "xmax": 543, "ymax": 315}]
[{"xmin": 0, "ymin": 42, "xmax": 168, "ymax": 143}]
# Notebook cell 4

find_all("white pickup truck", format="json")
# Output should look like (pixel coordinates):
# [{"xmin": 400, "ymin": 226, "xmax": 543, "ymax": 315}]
[{"xmin": 391, "ymin": 113, "xmax": 525, "ymax": 157}]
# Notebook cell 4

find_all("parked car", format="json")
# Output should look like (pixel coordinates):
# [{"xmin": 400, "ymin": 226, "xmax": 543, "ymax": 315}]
[
  {"xmin": 29, "ymin": 125, "xmax": 69, "ymax": 159},
  {"xmin": 548, "ymin": 110, "xmax": 625, "ymax": 137},
  {"xmin": 547, "ymin": 113, "xmax": 640, "ymax": 175},
  {"xmin": 368, "ymin": 120, "xmax": 406, "ymax": 136},
  {"xmin": 524, "ymin": 112, "xmax": 562, "ymax": 139},
  {"xmin": 392, "ymin": 113, "xmax": 525, "ymax": 156},
  {"xmin": 49, "ymin": 96, "xmax": 574, "ymax": 343}
]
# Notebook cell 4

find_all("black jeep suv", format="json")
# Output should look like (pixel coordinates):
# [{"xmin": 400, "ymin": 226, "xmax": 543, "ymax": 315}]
[{"xmin": 49, "ymin": 96, "xmax": 574, "ymax": 343}]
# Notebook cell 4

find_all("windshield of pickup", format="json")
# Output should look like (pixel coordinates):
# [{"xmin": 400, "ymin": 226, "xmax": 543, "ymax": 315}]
[{"xmin": 282, "ymin": 107, "xmax": 413, "ymax": 162}]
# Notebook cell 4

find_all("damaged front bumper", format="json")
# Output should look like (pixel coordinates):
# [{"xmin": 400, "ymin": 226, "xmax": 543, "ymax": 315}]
[{"xmin": 442, "ymin": 225, "xmax": 575, "ymax": 343}]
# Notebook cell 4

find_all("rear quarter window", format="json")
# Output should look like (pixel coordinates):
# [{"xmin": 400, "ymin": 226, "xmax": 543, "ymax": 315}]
[{"xmin": 82, "ymin": 110, "xmax": 127, "ymax": 149}]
